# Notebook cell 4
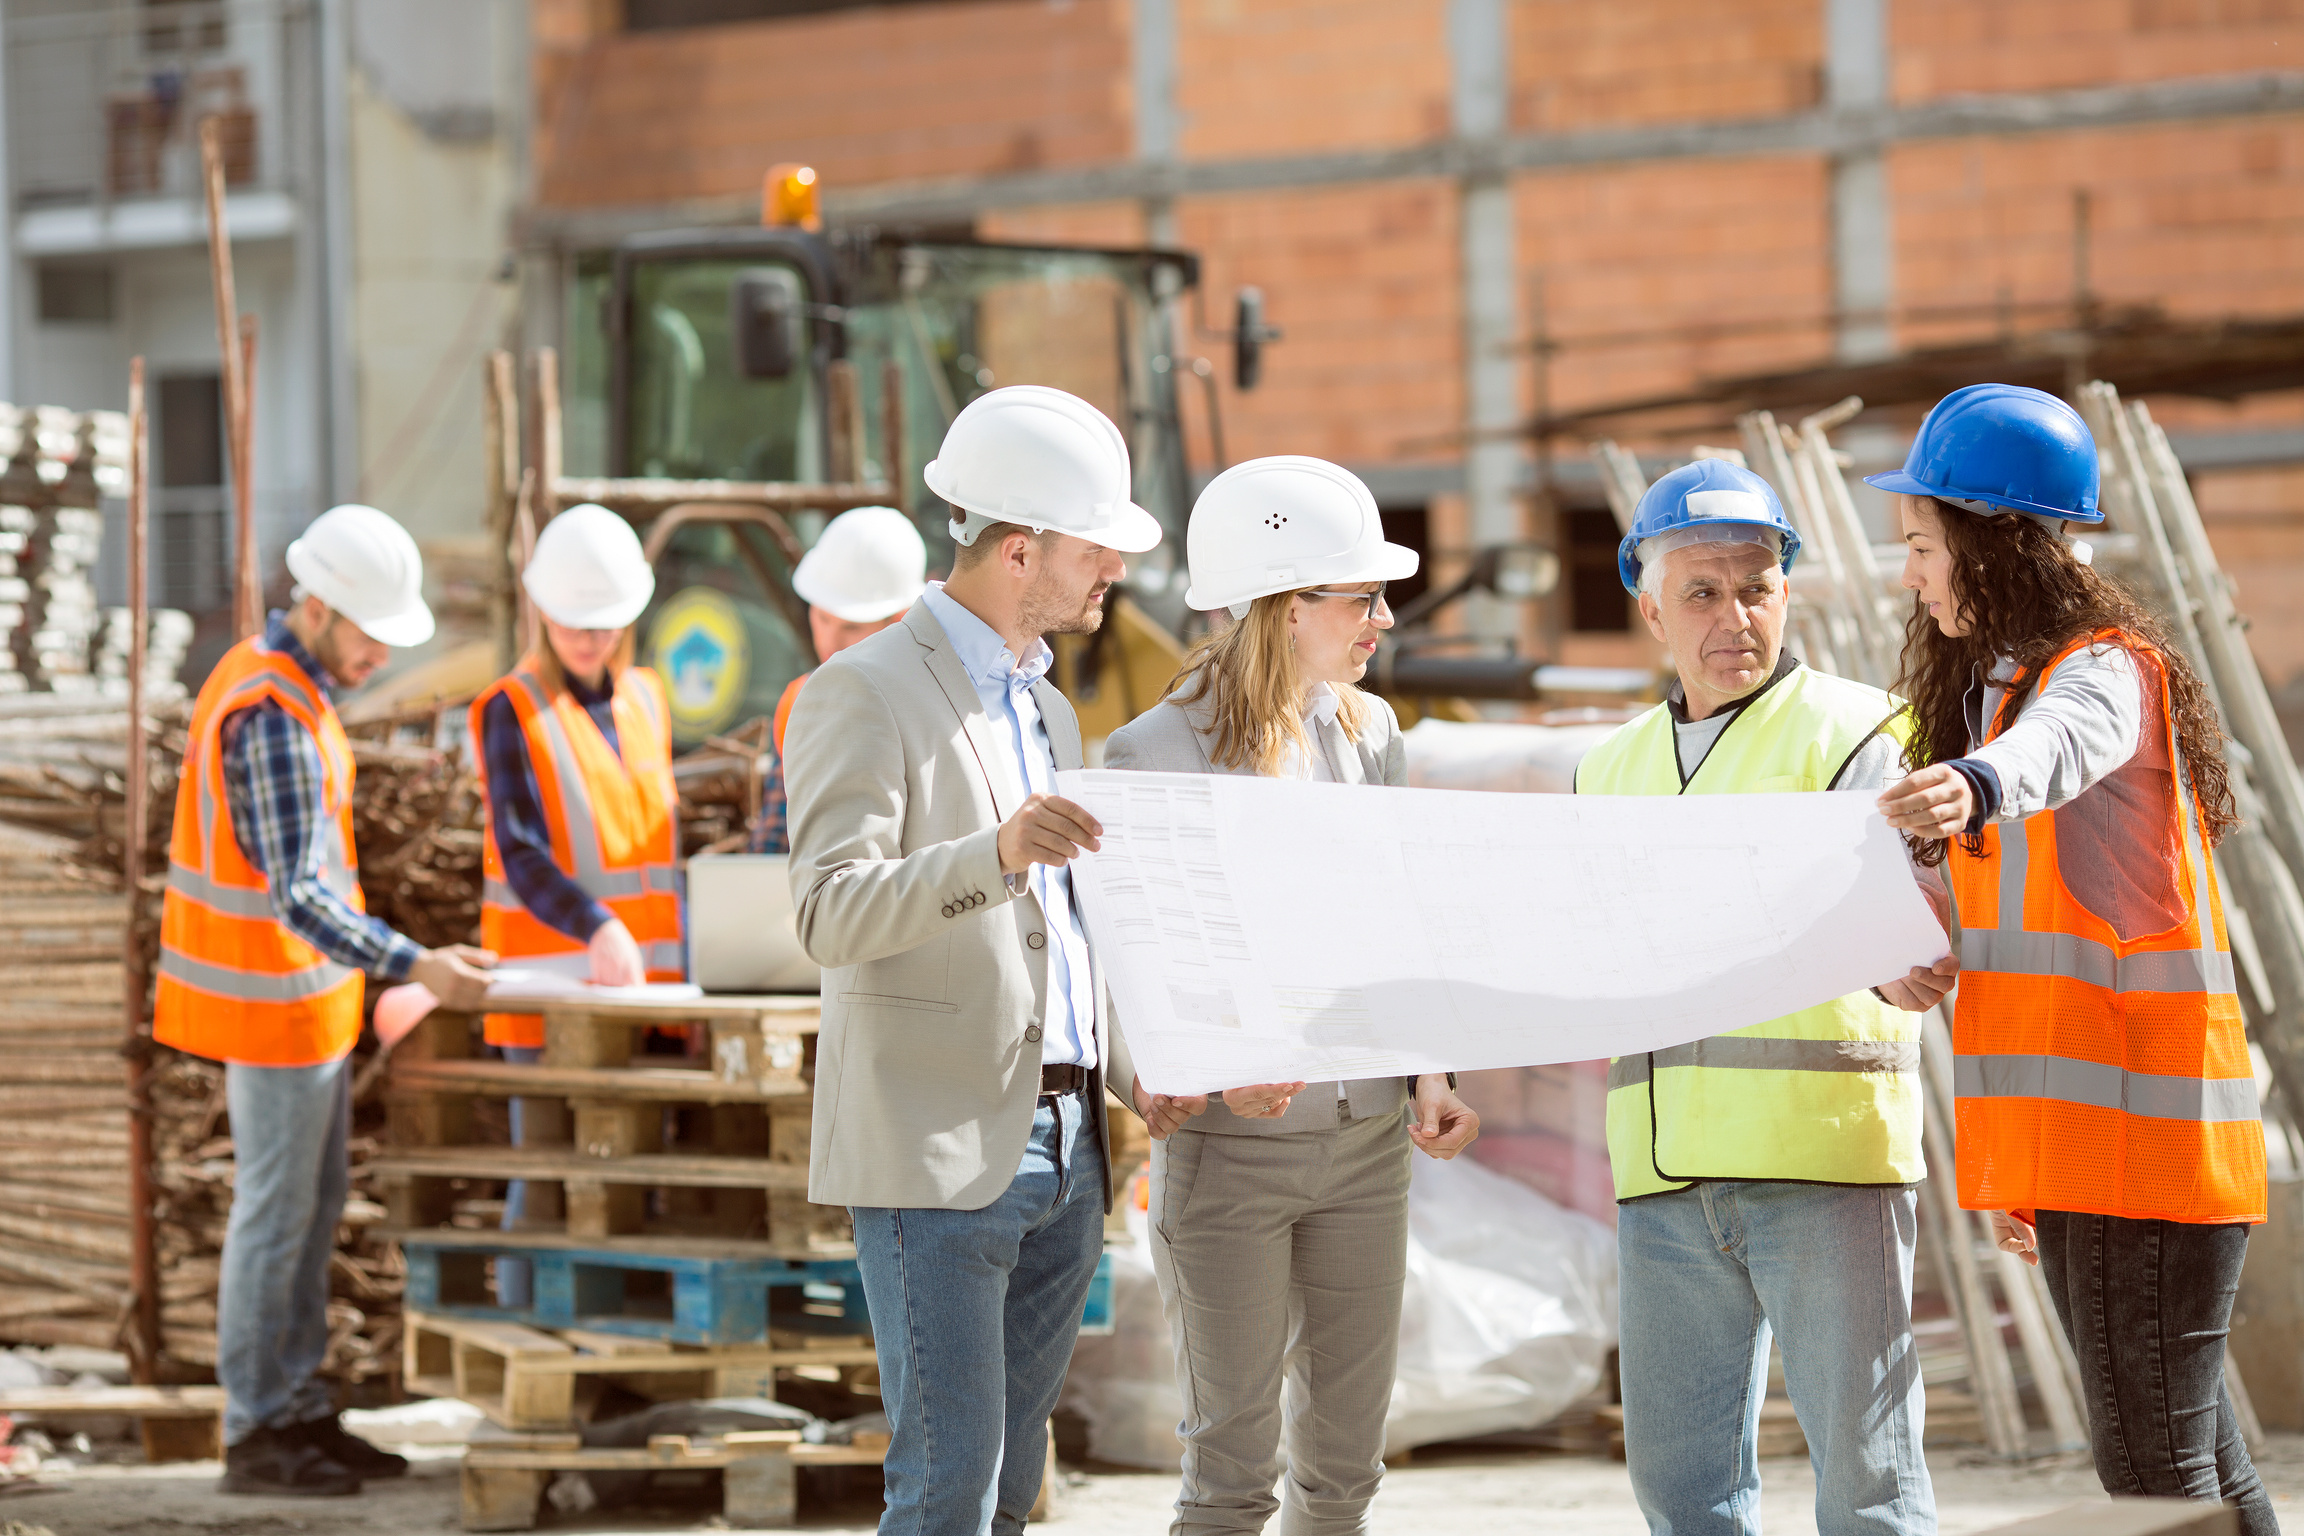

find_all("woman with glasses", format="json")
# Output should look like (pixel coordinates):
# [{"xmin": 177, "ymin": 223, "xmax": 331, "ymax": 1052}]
[{"xmin": 1104, "ymin": 455, "xmax": 1481, "ymax": 1536}]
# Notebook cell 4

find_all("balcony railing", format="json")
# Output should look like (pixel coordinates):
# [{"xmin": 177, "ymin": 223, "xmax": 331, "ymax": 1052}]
[{"xmin": 6, "ymin": 0, "xmax": 301, "ymax": 212}]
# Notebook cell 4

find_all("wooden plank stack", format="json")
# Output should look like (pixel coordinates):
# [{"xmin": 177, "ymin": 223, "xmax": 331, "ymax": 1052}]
[
  {"xmin": 382, "ymin": 994, "xmax": 881, "ymax": 1528},
  {"xmin": 0, "ymin": 405, "xmax": 131, "ymax": 695}
]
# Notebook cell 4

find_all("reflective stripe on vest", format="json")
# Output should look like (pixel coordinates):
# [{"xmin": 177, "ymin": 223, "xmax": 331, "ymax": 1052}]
[
  {"xmin": 472, "ymin": 662, "xmax": 684, "ymax": 1048},
  {"xmin": 153, "ymin": 636, "xmax": 367, "ymax": 1067},
  {"xmin": 1947, "ymin": 631, "xmax": 2265, "ymax": 1225},
  {"xmin": 1578, "ymin": 663, "xmax": 1927, "ymax": 1201}
]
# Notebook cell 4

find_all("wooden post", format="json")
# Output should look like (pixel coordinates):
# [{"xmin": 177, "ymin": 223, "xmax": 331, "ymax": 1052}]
[
  {"xmin": 123, "ymin": 358, "xmax": 162, "ymax": 1382},
  {"xmin": 200, "ymin": 117, "xmax": 258, "ymax": 640},
  {"xmin": 514, "ymin": 469, "xmax": 540, "ymax": 658},
  {"xmin": 483, "ymin": 351, "xmax": 520, "ymax": 668},
  {"xmin": 882, "ymin": 359, "xmax": 910, "ymax": 517},
  {"xmin": 530, "ymin": 348, "xmax": 562, "ymax": 525},
  {"xmin": 235, "ymin": 311, "xmax": 260, "ymax": 636}
]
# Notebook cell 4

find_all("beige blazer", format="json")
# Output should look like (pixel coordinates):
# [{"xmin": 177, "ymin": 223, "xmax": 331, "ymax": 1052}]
[
  {"xmin": 1102, "ymin": 688, "xmax": 1409, "ymax": 1136},
  {"xmin": 783, "ymin": 600, "xmax": 1133, "ymax": 1210}
]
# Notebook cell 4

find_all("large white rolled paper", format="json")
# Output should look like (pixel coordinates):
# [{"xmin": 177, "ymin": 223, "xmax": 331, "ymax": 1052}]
[{"xmin": 1055, "ymin": 768, "xmax": 1947, "ymax": 1096}]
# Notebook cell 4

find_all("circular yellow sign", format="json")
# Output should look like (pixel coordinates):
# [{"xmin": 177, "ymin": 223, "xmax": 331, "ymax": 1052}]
[{"xmin": 650, "ymin": 586, "xmax": 749, "ymax": 738}]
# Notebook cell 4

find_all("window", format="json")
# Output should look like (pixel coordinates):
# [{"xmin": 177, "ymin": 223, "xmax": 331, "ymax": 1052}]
[
  {"xmin": 156, "ymin": 373, "xmax": 229, "ymax": 614},
  {"xmin": 36, "ymin": 265, "xmax": 113, "ymax": 324},
  {"xmin": 625, "ymin": 0, "xmax": 956, "ymax": 27},
  {"xmin": 1563, "ymin": 507, "xmax": 1632, "ymax": 633},
  {"xmin": 143, "ymin": 0, "xmax": 226, "ymax": 55}
]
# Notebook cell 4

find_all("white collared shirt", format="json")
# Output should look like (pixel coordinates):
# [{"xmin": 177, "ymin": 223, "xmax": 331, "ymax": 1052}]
[{"xmin": 918, "ymin": 583, "xmax": 1096, "ymax": 1069}]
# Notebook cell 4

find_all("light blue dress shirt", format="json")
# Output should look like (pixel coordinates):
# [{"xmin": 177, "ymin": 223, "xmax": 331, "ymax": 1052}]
[{"xmin": 920, "ymin": 583, "xmax": 1097, "ymax": 1069}]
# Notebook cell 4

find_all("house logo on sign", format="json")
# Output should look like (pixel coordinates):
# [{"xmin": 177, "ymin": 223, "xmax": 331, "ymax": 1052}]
[{"xmin": 649, "ymin": 585, "xmax": 748, "ymax": 739}]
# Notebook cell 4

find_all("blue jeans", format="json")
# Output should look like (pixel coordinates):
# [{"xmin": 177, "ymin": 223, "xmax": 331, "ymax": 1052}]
[
  {"xmin": 852, "ymin": 1090, "xmax": 1104, "ymax": 1536},
  {"xmin": 217, "ymin": 1057, "xmax": 351, "ymax": 1445},
  {"xmin": 498, "ymin": 1045, "xmax": 545, "ymax": 1309},
  {"xmin": 1617, "ymin": 1182, "xmax": 1936, "ymax": 1536}
]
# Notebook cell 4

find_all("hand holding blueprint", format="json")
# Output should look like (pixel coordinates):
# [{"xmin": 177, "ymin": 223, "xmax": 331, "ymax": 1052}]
[{"xmin": 1055, "ymin": 769, "xmax": 1948, "ymax": 1095}]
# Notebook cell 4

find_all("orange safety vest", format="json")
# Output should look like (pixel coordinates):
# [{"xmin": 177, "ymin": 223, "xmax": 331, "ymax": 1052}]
[
  {"xmin": 472, "ymin": 661, "xmax": 685, "ymax": 1047},
  {"xmin": 1948, "ymin": 631, "xmax": 2266, "ymax": 1226},
  {"xmin": 155, "ymin": 636, "xmax": 368, "ymax": 1067},
  {"xmin": 772, "ymin": 672, "xmax": 807, "ymax": 756}
]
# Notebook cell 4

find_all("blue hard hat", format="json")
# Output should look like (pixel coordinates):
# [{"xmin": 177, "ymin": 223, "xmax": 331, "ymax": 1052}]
[
  {"xmin": 1862, "ymin": 382, "xmax": 2102, "ymax": 525},
  {"xmin": 1617, "ymin": 459, "xmax": 1802, "ymax": 595}
]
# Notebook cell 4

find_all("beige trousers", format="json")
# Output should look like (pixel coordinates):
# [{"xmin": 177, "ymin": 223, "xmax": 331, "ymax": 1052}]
[{"xmin": 1149, "ymin": 1105, "xmax": 1413, "ymax": 1536}]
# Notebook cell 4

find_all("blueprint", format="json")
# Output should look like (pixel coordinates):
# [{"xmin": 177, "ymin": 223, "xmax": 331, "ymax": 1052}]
[{"xmin": 1054, "ymin": 769, "xmax": 1949, "ymax": 1095}]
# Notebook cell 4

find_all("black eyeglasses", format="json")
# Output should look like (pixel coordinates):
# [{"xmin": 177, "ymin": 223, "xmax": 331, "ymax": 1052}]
[{"xmin": 1298, "ymin": 584, "xmax": 1389, "ymax": 620}]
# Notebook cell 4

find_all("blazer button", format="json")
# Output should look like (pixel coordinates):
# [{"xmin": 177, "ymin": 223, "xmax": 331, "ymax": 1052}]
[
  {"xmin": 1026, "ymin": 932, "xmax": 1045, "ymax": 950},
  {"xmin": 942, "ymin": 902, "xmax": 956, "ymax": 918},
  {"xmin": 972, "ymin": 889, "xmax": 986, "ymax": 904},
  {"xmin": 1025, "ymin": 1025, "xmax": 1043, "ymax": 1043}
]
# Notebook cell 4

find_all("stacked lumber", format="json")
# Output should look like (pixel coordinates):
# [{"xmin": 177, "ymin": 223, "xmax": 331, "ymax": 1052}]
[
  {"xmin": 348, "ymin": 736, "xmax": 486, "ymax": 950},
  {"xmin": 670, "ymin": 717, "xmax": 771, "ymax": 856}
]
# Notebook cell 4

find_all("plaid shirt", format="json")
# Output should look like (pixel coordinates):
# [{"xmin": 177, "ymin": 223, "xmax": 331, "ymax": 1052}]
[
  {"xmin": 749, "ymin": 747, "xmax": 789, "ymax": 854},
  {"xmin": 217, "ymin": 614, "xmax": 421, "ymax": 981},
  {"xmin": 477, "ymin": 679, "xmax": 619, "ymax": 942}
]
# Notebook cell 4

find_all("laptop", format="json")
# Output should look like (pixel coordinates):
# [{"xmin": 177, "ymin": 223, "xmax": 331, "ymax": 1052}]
[{"xmin": 685, "ymin": 853, "xmax": 821, "ymax": 994}]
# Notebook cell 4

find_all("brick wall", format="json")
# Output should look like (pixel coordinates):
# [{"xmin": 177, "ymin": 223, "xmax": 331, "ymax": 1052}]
[
  {"xmin": 1510, "ymin": 0, "xmax": 1821, "ymax": 133},
  {"xmin": 1892, "ymin": 0, "xmax": 2304, "ymax": 101},
  {"xmin": 1176, "ymin": 0, "xmax": 1452, "ymax": 158},
  {"xmin": 533, "ymin": 0, "xmax": 1132, "ymax": 208}
]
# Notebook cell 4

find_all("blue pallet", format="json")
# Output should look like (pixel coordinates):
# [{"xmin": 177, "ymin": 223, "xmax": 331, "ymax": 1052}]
[
  {"xmin": 1078, "ymin": 1251, "xmax": 1117, "ymax": 1336},
  {"xmin": 402, "ymin": 1242, "xmax": 868, "ymax": 1345}
]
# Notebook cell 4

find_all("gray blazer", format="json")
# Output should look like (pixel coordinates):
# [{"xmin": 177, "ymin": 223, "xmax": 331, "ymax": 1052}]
[
  {"xmin": 784, "ymin": 600, "xmax": 1134, "ymax": 1210},
  {"xmin": 1102, "ymin": 689, "xmax": 1409, "ymax": 1135}
]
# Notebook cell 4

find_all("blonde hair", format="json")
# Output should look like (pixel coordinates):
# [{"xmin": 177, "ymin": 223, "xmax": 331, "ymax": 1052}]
[
  {"xmin": 531, "ymin": 625, "xmax": 635, "ymax": 698},
  {"xmin": 1167, "ymin": 592, "xmax": 1371, "ymax": 776}
]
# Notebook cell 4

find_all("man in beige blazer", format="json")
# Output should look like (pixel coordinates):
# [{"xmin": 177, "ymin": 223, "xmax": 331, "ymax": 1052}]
[{"xmin": 783, "ymin": 385, "xmax": 1184, "ymax": 1536}]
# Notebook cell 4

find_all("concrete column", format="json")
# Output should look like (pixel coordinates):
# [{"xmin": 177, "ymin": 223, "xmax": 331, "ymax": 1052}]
[
  {"xmin": 1451, "ymin": 0, "xmax": 1521, "ymax": 640},
  {"xmin": 0, "ymin": 0, "xmax": 18, "ymax": 402},
  {"xmin": 1134, "ymin": 0, "xmax": 1179, "ymax": 246},
  {"xmin": 317, "ymin": 0, "xmax": 357, "ymax": 502},
  {"xmin": 1827, "ymin": 0, "xmax": 1893, "ymax": 363}
]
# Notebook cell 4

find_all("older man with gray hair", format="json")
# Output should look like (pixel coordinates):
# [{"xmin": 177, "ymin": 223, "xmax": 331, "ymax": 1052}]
[{"xmin": 1573, "ymin": 459, "xmax": 1957, "ymax": 1536}]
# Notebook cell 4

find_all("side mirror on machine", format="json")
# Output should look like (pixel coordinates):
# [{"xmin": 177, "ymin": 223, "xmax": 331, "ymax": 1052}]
[
  {"xmin": 1233, "ymin": 286, "xmax": 1282, "ymax": 391},
  {"xmin": 731, "ymin": 268, "xmax": 801, "ymax": 379}
]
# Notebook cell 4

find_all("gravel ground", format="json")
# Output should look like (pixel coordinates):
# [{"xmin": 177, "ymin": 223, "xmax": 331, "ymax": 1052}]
[{"xmin": 6, "ymin": 1435, "xmax": 2299, "ymax": 1535}]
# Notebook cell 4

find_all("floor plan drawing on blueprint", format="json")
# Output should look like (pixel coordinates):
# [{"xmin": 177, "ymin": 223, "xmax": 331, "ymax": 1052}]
[{"xmin": 1056, "ymin": 769, "xmax": 1948, "ymax": 1096}]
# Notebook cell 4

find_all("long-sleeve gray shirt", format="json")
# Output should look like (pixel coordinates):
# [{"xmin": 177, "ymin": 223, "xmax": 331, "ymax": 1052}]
[{"xmin": 1964, "ymin": 644, "xmax": 2143, "ymax": 821}]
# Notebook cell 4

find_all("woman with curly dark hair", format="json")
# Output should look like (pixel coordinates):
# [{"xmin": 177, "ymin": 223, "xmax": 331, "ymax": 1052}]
[{"xmin": 1873, "ymin": 384, "xmax": 2271, "ymax": 1534}]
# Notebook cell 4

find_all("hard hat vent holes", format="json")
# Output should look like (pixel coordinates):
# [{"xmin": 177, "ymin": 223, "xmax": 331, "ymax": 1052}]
[{"xmin": 1265, "ymin": 514, "xmax": 1287, "ymax": 529}]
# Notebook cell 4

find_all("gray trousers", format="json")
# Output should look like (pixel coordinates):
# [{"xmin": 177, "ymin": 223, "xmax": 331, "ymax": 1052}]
[{"xmin": 1149, "ymin": 1106, "xmax": 1412, "ymax": 1536}]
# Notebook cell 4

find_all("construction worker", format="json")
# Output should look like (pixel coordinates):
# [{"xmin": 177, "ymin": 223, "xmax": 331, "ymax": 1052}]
[
  {"xmin": 156, "ymin": 504, "xmax": 495, "ymax": 1497},
  {"xmin": 754, "ymin": 505, "xmax": 926, "ymax": 853},
  {"xmin": 1575, "ymin": 460, "xmax": 1956, "ymax": 1536},
  {"xmin": 472, "ymin": 503, "xmax": 683, "ymax": 1306},
  {"xmin": 1873, "ymin": 385, "xmax": 2273, "ymax": 1534},
  {"xmin": 1103, "ymin": 455, "xmax": 1480, "ymax": 1536},
  {"xmin": 783, "ymin": 385, "xmax": 1157, "ymax": 1536}
]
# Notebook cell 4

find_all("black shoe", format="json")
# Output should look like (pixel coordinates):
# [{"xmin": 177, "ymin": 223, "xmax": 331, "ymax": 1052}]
[
  {"xmin": 219, "ymin": 1423, "xmax": 362, "ymax": 1497},
  {"xmin": 293, "ymin": 1415, "xmax": 409, "ymax": 1480}
]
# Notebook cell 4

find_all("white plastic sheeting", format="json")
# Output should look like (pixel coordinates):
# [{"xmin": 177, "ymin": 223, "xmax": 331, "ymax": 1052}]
[
  {"xmin": 1060, "ymin": 1151, "xmax": 1618, "ymax": 1469},
  {"xmin": 1400, "ymin": 717, "xmax": 1622, "ymax": 795}
]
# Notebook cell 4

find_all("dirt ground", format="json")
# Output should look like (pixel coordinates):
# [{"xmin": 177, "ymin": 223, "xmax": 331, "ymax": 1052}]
[{"xmin": 6, "ymin": 1434, "xmax": 2300, "ymax": 1536}]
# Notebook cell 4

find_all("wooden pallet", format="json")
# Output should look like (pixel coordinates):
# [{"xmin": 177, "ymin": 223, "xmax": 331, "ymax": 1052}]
[
  {"xmin": 382, "ymin": 997, "xmax": 848, "ymax": 1253},
  {"xmin": 404, "ymin": 1310, "xmax": 878, "ymax": 1431},
  {"xmin": 460, "ymin": 1424, "xmax": 876, "ymax": 1531},
  {"xmin": 404, "ymin": 1242, "xmax": 866, "ymax": 1344},
  {"xmin": 0, "ymin": 1384, "xmax": 223, "ymax": 1462}
]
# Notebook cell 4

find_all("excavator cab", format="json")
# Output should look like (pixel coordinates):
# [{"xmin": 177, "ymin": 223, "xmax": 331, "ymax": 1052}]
[{"xmin": 562, "ymin": 222, "xmax": 1203, "ymax": 750}]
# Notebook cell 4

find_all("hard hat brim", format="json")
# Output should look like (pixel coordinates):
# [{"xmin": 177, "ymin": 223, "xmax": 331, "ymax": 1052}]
[
  {"xmin": 1183, "ymin": 539, "xmax": 1420, "ymax": 613},
  {"xmin": 349, "ymin": 602, "xmax": 435, "ymax": 649},
  {"xmin": 1862, "ymin": 469, "xmax": 2106, "ymax": 525},
  {"xmin": 531, "ymin": 594, "xmax": 652, "ymax": 631}
]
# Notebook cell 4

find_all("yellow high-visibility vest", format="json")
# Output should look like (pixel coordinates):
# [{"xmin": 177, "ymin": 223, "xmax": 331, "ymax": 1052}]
[{"xmin": 1576, "ymin": 662, "xmax": 1926, "ymax": 1201}]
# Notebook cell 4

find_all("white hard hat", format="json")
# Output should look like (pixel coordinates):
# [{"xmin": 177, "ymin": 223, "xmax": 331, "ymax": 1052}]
[
  {"xmin": 793, "ymin": 506, "xmax": 926, "ymax": 623},
  {"xmin": 522, "ymin": 503, "xmax": 655, "ymax": 629},
  {"xmin": 923, "ymin": 385, "xmax": 1163, "ymax": 554},
  {"xmin": 1183, "ymin": 456, "xmax": 1418, "ymax": 614},
  {"xmin": 284, "ymin": 503, "xmax": 434, "ymax": 647}
]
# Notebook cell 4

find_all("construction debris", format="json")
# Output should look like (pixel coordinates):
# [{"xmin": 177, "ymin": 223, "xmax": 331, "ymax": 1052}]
[{"xmin": 670, "ymin": 717, "xmax": 772, "ymax": 857}]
